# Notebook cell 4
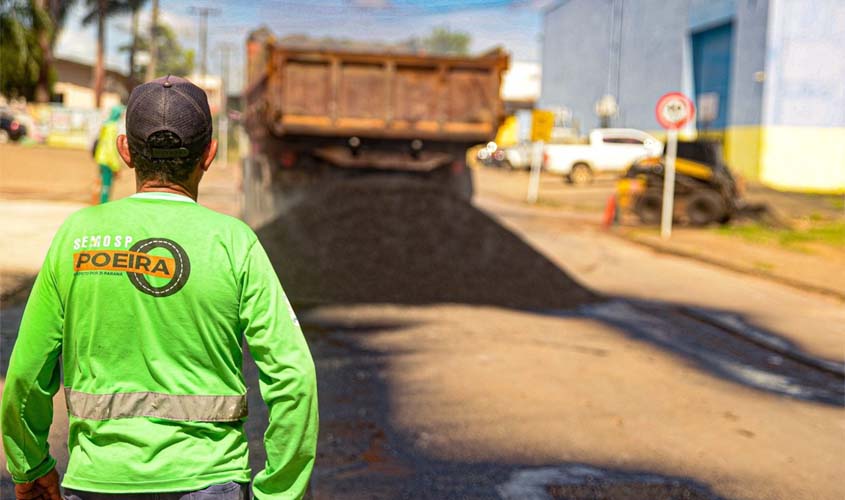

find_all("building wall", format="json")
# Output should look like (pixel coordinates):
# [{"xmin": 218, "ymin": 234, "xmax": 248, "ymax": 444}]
[
  {"xmin": 540, "ymin": 0, "xmax": 614, "ymax": 131},
  {"xmin": 53, "ymin": 82, "xmax": 122, "ymax": 110},
  {"xmin": 541, "ymin": 0, "xmax": 844, "ymax": 192},
  {"xmin": 501, "ymin": 61, "xmax": 541, "ymax": 104},
  {"xmin": 759, "ymin": 0, "xmax": 845, "ymax": 192},
  {"xmin": 53, "ymin": 58, "xmax": 129, "ymax": 110},
  {"xmin": 724, "ymin": 0, "xmax": 769, "ymax": 179},
  {"xmin": 616, "ymin": 0, "xmax": 689, "ymax": 131},
  {"xmin": 541, "ymin": 0, "xmax": 692, "ymax": 133}
]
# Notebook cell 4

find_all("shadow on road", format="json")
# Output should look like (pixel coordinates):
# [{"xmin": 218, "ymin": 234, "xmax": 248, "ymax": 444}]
[
  {"xmin": 572, "ymin": 299, "xmax": 844, "ymax": 407},
  {"xmin": 285, "ymin": 319, "xmax": 732, "ymax": 500},
  {"xmin": 247, "ymin": 178, "xmax": 844, "ymax": 497},
  {"xmin": 254, "ymin": 177, "xmax": 843, "ymax": 407}
]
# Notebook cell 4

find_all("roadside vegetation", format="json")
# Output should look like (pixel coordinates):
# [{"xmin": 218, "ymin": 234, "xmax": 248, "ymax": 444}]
[{"xmin": 713, "ymin": 219, "xmax": 845, "ymax": 253}]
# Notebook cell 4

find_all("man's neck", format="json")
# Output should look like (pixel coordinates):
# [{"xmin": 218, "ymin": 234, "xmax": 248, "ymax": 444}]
[{"xmin": 136, "ymin": 181, "xmax": 198, "ymax": 201}]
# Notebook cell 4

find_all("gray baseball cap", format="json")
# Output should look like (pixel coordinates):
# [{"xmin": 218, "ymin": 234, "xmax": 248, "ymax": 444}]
[{"xmin": 126, "ymin": 75, "xmax": 212, "ymax": 160}]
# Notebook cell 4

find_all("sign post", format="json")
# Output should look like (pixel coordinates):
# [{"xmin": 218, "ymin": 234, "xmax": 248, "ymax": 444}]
[
  {"xmin": 655, "ymin": 92, "xmax": 695, "ymax": 239},
  {"xmin": 527, "ymin": 141, "xmax": 544, "ymax": 203},
  {"xmin": 527, "ymin": 109, "xmax": 554, "ymax": 203}
]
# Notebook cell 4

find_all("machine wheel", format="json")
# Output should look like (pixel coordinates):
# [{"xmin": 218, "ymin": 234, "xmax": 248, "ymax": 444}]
[
  {"xmin": 686, "ymin": 189, "xmax": 726, "ymax": 226},
  {"xmin": 567, "ymin": 163, "xmax": 593, "ymax": 185},
  {"xmin": 634, "ymin": 189, "xmax": 663, "ymax": 225}
]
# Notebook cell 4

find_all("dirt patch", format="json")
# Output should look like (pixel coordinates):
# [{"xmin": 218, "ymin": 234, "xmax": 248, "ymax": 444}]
[{"xmin": 256, "ymin": 176, "xmax": 596, "ymax": 309}]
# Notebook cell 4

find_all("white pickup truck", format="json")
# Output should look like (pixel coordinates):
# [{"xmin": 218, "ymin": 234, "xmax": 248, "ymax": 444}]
[{"xmin": 543, "ymin": 128, "xmax": 663, "ymax": 184}]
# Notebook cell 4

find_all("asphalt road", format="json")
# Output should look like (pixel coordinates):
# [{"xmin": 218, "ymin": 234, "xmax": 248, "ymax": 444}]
[{"xmin": 1, "ymin": 151, "xmax": 843, "ymax": 500}]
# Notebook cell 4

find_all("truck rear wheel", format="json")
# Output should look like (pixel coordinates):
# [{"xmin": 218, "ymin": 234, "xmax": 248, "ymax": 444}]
[
  {"xmin": 686, "ymin": 189, "xmax": 726, "ymax": 226},
  {"xmin": 448, "ymin": 165, "xmax": 474, "ymax": 200}
]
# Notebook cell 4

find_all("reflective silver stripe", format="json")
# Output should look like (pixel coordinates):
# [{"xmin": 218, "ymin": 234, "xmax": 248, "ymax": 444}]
[{"xmin": 64, "ymin": 388, "xmax": 248, "ymax": 422}]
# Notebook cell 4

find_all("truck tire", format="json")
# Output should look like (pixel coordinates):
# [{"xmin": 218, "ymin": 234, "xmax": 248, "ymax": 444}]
[
  {"xmin": 686, "ymin": 189, "xmax": 726, "ymax": 226},
  {"xmin": 428, "ymin": 163, "xmax": 473, "ymax": 201},
  {"xmin": 634, "ymin": 189, "xmax": 663, "ymax": 225},
  {"xmin": 451, "ymin": 166, "xmax": 474, "ymax": 200},
  {"xmin": 567, "ymin": 163, "xmax": 593, "ymax": 185}
]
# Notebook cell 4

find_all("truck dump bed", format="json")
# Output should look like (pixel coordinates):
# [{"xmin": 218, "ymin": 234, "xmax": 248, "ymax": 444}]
[{"xmin": 245, "ymin": 39, "xmax": 509, "ymax": 143}]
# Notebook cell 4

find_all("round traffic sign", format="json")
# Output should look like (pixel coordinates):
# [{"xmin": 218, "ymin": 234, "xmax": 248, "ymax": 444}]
[{"xmin": 655, "ymin": 92, "xmax": 695, "ymax": 129}]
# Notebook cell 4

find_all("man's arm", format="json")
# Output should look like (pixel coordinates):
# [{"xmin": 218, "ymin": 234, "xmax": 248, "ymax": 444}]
[
  {"xmin": 239, "ymin": 241, "xmax": 318, "ymax": 500},
  {"xmin": 1, "ymin": 248, "xmax": 63, "ymax": 486}
]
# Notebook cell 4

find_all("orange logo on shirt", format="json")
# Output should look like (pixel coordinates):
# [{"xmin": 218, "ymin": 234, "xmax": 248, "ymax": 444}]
[
  {"xmin": 72, "ymin": 238, "xmax": 191, "ymax": 298},
  {"xmin": 74, "ymin": 250, "xmax": 175, "ymax": 279}
]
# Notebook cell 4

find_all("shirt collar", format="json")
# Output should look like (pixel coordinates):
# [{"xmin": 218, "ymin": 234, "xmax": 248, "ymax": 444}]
[{"xmin": 129, "ymin": 192, "xmax": 197, "ymax": 203}]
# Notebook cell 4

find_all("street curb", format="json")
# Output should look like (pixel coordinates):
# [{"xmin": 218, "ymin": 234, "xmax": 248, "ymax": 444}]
[{"xmin": 610, "ymin": 231, "xmax": 845, "ymax": 302}]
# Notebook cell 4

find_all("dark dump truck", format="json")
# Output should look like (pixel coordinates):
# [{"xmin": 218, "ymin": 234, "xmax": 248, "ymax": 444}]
[{"xmin": 242, "ymin": 31, "xmax": 509, "ymax": 223}]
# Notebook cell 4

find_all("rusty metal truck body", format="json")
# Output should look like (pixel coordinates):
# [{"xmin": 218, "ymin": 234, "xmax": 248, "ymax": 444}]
[{"xmin": 243, "ymin": 33, "xmax": 509, "ymax": 207}]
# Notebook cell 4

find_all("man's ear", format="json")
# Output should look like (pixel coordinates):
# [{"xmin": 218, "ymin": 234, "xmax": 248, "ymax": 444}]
[
  {"xmin": 117, "ymin": 135, "xmax": 134, "ymax": 169},
  {"xmin": 200, "ymin": 139, "xmax": 219, "ymax": 172}
]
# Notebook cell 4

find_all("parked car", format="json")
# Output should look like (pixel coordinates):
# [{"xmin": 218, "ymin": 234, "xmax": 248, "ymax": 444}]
[
  {"xmin": 502, "ymin": 143, "xmax": 533, "ymax": 170},
  {"xmin": 544, "ymin": 128, "xmax": 663, "ymax": 184},
  {"xmin": 476, "ymin": 142, "xmax": 509, "ymax": 168},
  {"xmin": 0, "ymin": 111, "xmax": 27, "ymax": 143}
]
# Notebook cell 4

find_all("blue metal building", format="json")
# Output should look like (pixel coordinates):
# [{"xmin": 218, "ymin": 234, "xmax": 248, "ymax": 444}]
[{"xmin": 540, "ymin": 0, "xmax": 845, "ymax": 192}]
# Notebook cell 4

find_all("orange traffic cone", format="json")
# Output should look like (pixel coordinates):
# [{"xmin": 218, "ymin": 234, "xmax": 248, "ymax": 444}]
[{"xmin": 602, "ymin": 194, "xmax": 617, "ymax": 229}]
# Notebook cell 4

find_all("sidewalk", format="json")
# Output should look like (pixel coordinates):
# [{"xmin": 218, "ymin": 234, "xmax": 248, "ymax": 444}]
[
  {"xmin": 472, "ymin": 166, "xmax": 845, "ymax": 301},
  {"xmin": 617, "ymin": 226, "xmax": 845, "ymax": 300}
]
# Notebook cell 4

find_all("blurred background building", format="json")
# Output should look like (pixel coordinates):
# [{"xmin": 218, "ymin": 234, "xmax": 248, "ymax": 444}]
[
  {"xmin": 52, "ymin": 57, "xmax": 129, "ymax": 110},
  {"xmin": 540, "ymin": 0, "xmax": 845, "ymax": 193}
]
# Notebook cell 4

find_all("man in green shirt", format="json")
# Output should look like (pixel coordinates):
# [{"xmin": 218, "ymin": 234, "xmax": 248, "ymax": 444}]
[{"xmin": 1, "ymin": 76, "xmax": 318, "ymax": 500}]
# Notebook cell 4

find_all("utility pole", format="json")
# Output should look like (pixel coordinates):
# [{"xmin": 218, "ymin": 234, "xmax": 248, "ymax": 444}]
[
  {"xmin": 188, "ymin": 6, "xmax": 220, "ymax": 77},
  {"xmin": 217, "ymin": 42, "xmax": 234, "ymax": 168},
  {"xmin": 93, "ymin": 0, "xmax": 106, "ymax": 108},
  {"xmin": 146, "ymin": 0, "xmax": 159, "ymax": 80}
]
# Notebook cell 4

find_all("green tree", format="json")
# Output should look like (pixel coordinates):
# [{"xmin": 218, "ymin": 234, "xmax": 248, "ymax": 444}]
[
  {"xmin": 419, "ymin": 26, "xmax": 471, "ymax": 55},
  {"xmin": 144, "ymin": 0, "xmax": 157, "ymax": 80},
  {"xmin": 0, "ymin": 0, "xmax": 72, "ymax": 101},
  {"xmin": 121, "ymin": 20, "xmax": 193, "ymax": 81},
  {"xmin": 81, "ymin": 0, "xmax": 113, "ymax": 108},
  {"xmin": 0, "ymin": 3, "xmax": 40, "ymax": 99},
  {"xmin": 125, "ymin": 0, "xmax": 146, "ymax": 88},
  {"xmin": 34, "ymin": 0, "xmax": 75, "ymax": 102},
  {"xmin": 97, "ymin": 0, "xmax": 146, "ymax": 89}
]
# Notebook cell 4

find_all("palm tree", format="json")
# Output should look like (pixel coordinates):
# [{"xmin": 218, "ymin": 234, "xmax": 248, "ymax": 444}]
[
  {"xmin": 126, "ymin": 0, "xmax": 146, "ymax": 89},
  {"xmin": 82, "ymin": 0, "xmax": 148, "ymax": 103},
  {"xmin": 145, "ymin": 0, "xmax": 157, "ymax": 80},
  {"xmin": 83, "ymin": 0, "xmax": 147, "ymax": 107},
  {"xmin": 109, "ymin": 0, "xmax": 147, "ymax": 89},
  {"xmin": 32, "ymin": 0, "xmax": 75, "ymax": 102},
  {"xmin": 81, "ymin": 0, "xmax": 110, "ymax": 108}
]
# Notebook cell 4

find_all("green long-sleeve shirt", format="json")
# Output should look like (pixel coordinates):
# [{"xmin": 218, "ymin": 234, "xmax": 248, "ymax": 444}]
[{"xmin": 0, "ymin": 191, "xmax": 318, "ymax": 499}]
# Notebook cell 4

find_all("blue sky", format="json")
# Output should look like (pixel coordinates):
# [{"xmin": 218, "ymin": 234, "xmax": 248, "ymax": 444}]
[{"xmin": 55, "ymin": 0, "xmax": 552, "ymax": 92}]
